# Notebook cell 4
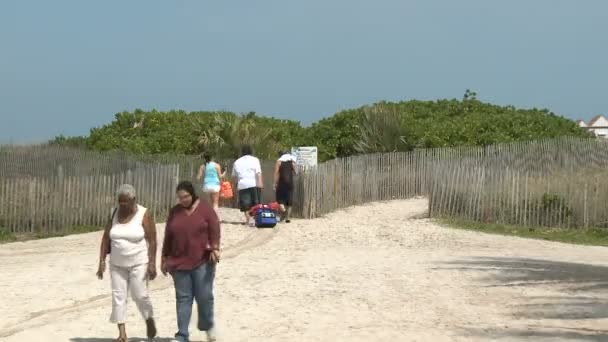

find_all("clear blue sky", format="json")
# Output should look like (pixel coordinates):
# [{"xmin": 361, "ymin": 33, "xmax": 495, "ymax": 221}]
[{"xmin": 1, "ymin": 0, "xmax": 607, "ymax": 143}]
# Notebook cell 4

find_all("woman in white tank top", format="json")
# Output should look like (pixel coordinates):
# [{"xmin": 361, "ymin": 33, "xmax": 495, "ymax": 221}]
[{"xmin": 96, "ymin": 184, "xmax": 158, "ymax": 342}]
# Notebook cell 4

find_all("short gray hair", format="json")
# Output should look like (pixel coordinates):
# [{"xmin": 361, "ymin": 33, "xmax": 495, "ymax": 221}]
[{"xmin": 116, "ymin": 184, "xmax": 136, "ymax": 199}]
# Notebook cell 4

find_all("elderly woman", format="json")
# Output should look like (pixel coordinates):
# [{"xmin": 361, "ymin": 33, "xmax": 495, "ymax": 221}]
[
  {"xmin": 161, "ymin": 181, "xmax": 221, "ymax": 342},
  {"xmin": 96, "ymin": 184, "xmax": 158, "ymax": 342}
]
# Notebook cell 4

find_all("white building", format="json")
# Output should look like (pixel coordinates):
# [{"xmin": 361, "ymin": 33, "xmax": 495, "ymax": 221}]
[{"xmin": 577, "ymin": 115, "xmax": 608, "ymax": 138}]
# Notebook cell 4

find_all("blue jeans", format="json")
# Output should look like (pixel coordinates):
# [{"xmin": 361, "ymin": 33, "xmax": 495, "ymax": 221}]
[{"xmin": 171, "ymin": 262, "xmax": 216, "ymax": 342}]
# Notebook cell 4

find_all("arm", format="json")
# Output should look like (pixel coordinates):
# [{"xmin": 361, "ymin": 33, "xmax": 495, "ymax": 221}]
[
  {"xmin": 231, "ymin": 164, "xmax": 239, "ymax": 189},
  {"xmin": 96, "ymin": 215, "xmax": 113, "ymax": 279},
  {"xmin": 291, "ymin": 161, "xmax": 297, "ymax": 175},
  {"xmin": 99, "ymin": 222, "xmax": 111, "ymax": 263},
  {"xmin": 206, "ymin": 206, "xmax": 221, "ymax": 263},
  {"xmin": 231, "ymin": 163, "xmax": 237, "ymax": 180},
  {"xmin": 207, "ymin": 207, "xmax": 221, "ymax": 251},
  {"xmin": 197, "ymin": 164, "xmax": 204, "ymax": 181},
  {"xmin": 273, "ymin": 160, "xmax": 281, "ymax": 187},
  {"xmin": 215, "ymin": 163, "xmax": 223, "ymax": 180},
  {"xmin": 143, "ymin": 211, "xmax": 157, "ymax": 278},
  {"xmin": 255, "ymin": 159, "xmax": 263, "ymax": 189},
  {"xmin": 161, "ymin": 220, "xmax": 172, "ymax": 259},
  {"xmin": 161, "ymin": 208, "xmax": 175, "ymax": 275}
]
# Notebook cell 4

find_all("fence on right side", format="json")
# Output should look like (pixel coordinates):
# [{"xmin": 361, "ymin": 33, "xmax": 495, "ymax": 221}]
[{"xmin": 296, "ymin": 137, "xmax": 608, "ymax": 228}]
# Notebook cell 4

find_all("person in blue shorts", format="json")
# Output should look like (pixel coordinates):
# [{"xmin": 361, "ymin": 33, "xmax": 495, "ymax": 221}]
[{"xmin": 197, "ymin": 153, "xmax": 224, "ymax": 218}]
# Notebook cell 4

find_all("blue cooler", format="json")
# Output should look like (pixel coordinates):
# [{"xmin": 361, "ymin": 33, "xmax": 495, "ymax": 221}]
[{"xmin": 255, "ymin": 206, "xmax": 277, "ymax": 228}]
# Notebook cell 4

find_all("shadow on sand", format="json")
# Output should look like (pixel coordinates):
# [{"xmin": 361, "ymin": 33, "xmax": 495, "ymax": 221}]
[
  {"xmin": 221, "ymin": 220, "xmax": 245, "ymax": 226},
  {"xmin": 71, "ymin": 338, "xmax": 176, "ymax": 342},
  {"xmin": 437, "ymin": 256, "xmax": 608, "ymax": 341}
]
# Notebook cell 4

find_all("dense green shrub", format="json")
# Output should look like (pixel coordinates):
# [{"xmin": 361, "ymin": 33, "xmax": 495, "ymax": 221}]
[{"xmin": 50, "ymin": 93, "xmax": 589, "ymax": 161}]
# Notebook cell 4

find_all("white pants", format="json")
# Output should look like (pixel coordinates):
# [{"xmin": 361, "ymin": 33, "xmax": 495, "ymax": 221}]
[{"xmin": 109, "ymin": 263, "xmax": 154, "ymax": 324}]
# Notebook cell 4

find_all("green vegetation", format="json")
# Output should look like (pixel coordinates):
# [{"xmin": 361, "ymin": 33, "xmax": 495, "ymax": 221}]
[
  {"xmin": 0, "ymin": 229, "xmax": 16, "ymax": 243},
  {"xmin": 50, "ymin": 225, "xmax": 102, "ymax": 237},
  {"xmin": 50, "ymin": 92, "xmax": 589, "ymax": 161},
  {"xmin": 0, "ymin": 225, "xmax": 101, "ymax": 244},
  {"xmin": 52, "ymin": 110, "xmax": 305, "ymax": 159},
  {"xmin": 439, "ymin": 218, "xmax": 608, "ymax": 246}
]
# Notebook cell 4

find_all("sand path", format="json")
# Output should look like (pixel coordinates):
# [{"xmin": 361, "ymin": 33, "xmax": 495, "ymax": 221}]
[{"xmin": 1, "ymin": 199, "xmax": 607, "ymax": 341}]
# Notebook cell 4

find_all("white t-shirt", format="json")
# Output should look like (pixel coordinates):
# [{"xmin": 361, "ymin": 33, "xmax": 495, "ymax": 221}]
[{"xmin": 232, "ymin": 155, "xmax": 262, "ymax": 190}]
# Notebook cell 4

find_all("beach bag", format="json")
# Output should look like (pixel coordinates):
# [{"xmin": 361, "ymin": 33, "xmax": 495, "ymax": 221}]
[
  {"xmin": 254, "ymin": 205, "xmax": 277, "ymax": 228},
  {"xmin": 248, "ymin": 203, "xmax": 263, "ymax": 217},
  {"xmin": 268, "ymin": 201, "xmax": 281, "ymax": 212},
  {"xmin": 248, "ymin": 202, "xmax": 280, "ymax": 217},
  {"xmin": 220, "ymin": 181, "xmax": 233, "ymax": 199}
]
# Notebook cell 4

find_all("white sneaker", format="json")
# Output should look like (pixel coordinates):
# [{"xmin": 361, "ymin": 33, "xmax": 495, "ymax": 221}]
[{"xmin": 206, "ymin": 326, "xmax": 218, "ymax": 341}]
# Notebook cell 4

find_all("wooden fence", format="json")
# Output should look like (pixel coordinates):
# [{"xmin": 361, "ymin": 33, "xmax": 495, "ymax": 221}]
[
  {"xmin": 1, "ymin": 136, "xmax": 608, "ymax": 235},
  {"xmin": 297, "ymin": 137, "xmax": 608, "ymax": 229},
  {"xmin": 0, "ymin": 145, "xmax": 280, "ymax": 234},
  {"xmin": 429, "ymin": 164, "xmax": 608, "ymax": 228},
  {"xmin": 0, "ymin": 166, "xmax": 178, "ymax": 234}
]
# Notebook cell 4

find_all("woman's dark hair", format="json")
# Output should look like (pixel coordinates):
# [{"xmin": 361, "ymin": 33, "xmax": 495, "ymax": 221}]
[
  {"xmin": 176, "ymin": 180, "xmax": 198, "ymax": 209},
  {"xmin": 241, "ymin": 144, "xmax": 253, "ymax": 157},
  {"xmin": 203, "ymin": 153, "xmax": 212, "ymax": 164}
]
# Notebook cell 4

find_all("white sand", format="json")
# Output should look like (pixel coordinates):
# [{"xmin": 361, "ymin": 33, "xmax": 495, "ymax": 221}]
[{"xmin": 1, "ymin": 199, "xmax": 607, "ymax": 341}]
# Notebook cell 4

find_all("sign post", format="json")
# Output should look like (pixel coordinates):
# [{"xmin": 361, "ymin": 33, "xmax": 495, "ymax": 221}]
[{"xmin": 291, "ymin": 146, "xmax": 318, "ymax": 169}]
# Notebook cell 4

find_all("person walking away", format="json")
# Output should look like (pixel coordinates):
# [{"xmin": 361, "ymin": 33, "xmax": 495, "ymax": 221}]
[
  {"xmin": 274, "ymin": 151, "xmax": 297, "ymax": 223},
  {"xmin": 197, "ymin": 153, "xmax": 223, "ymax": 217},
  {"xmin": 231, "ymin": 145, "xmax": 263, "ymax": 226},
  {"xmin": 96, "ymin": 184, "xmax": 158, "ymax": 342},
  {"xmin": 161, "ymin": 181, "xmax": 221, "ymax": 342}
]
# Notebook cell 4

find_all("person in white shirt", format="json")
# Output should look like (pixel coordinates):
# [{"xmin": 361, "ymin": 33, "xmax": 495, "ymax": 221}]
[
  {"xmin": 231, "ymin": 145, "xmax": 263, "ymax": 226},
  {"xmin": 96, "ymin": 184, "xmax": 158, "ymax": 342}
]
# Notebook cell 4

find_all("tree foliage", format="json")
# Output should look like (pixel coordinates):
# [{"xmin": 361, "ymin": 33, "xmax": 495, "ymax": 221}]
[
  {"xmin": 50, "ymin": 94, "xmax": 589, "ymax": 161},
  {"xmin": 68, "ymin": 109, "xmax": 306, "ymax": 160}
]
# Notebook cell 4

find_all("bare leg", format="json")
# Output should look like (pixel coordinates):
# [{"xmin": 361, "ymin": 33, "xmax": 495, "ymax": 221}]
[
  {"xmin": 116, "ymin": 323, "xmax": 127, "ymax": 342},
  {"xmin": 211, "ymin": 192, "xmax": 220, "ymax": 219},
  {"xmin": 285, "ymin": 206, "xmax": 292, "ymax": 223},
  {"xmin": 146, "ymin": 318, "xmax": 157, "ymax": 339}
]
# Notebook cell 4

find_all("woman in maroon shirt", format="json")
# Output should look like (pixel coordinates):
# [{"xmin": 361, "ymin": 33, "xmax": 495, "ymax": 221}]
[{"xmin": 161, "ymin": 181, "xmax": 221, "ymax": 342}]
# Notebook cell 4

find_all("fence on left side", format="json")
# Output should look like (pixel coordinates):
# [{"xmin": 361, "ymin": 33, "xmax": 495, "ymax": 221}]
[{"xmin": 0, "ymin": 144, "xmax": 281, "ymax": 235}]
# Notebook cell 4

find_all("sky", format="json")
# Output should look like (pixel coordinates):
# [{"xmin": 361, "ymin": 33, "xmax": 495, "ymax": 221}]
[{"xmin": 1, "ymin": 0, "xmax": 607, "ymax": 143}]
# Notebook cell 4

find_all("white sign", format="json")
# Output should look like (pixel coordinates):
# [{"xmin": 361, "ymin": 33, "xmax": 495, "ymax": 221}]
[{"xmin": 291, "ymin": 146, "xmax": 318, "ymax": 168}]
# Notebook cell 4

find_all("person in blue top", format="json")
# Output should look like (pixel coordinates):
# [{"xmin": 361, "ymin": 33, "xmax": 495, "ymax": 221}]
[{"xmin": 197, "ymin": 153, "xmax": 225, "ymax": 218}]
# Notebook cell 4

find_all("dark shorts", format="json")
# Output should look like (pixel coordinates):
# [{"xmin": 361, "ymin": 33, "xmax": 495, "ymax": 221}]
[
  {"xmin": 276, "ymin": 182, "xmax": 294, "ymax": 206},
  {"xmin": 238, "ymin": 187, "xmax": 261, "ymax": 212}
]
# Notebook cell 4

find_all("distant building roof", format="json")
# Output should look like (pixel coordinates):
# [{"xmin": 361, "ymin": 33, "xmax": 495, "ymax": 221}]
[{"xmin": 588, "ymin": 115, "xmax": 607, "ymax": 127}]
